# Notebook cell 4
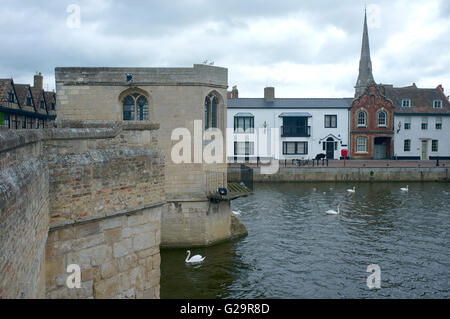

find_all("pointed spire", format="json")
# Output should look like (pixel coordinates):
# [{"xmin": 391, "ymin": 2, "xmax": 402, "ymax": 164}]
[{"xmin": 355, "ymin": 9, "xmax": 375, "ymax": 97}]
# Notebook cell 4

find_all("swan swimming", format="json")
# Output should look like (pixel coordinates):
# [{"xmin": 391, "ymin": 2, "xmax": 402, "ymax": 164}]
[
  {"xmin": 347, "ymin": 186, "xmax": 356, "ymax": 193},
  {"xmin": 400, "ymin": 185, "xmax": 409, "ymax": 192},
  {"xmin": 185, "ymin": 250, "xmax": 206, "ymax": 264},
  {"xmin": 232, "ymin": 210, "xmax": 241, "ymax": 215},
  {"xmin": 326, "ymin": 204, "xmax": 340, "ymax": 215}
]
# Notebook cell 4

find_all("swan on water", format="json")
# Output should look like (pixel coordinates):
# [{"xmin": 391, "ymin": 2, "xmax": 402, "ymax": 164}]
[
  {"xmin": 232, "ymin": 210, "xmax": 241, "ymax": 215},
  {"xmin": 185, "ymin": 250, "xmax": 206, "ymax": 264},
  {"xmin": 400, "ymin": 185, "xmax": 409, "ymax": 192},
  {"xmin": 347, "ymin": 186, "xmax": 356, "ymax": 193},
  {"xmin": 326, "ymin": 204, "xmax": 340, "ymax": 215}
]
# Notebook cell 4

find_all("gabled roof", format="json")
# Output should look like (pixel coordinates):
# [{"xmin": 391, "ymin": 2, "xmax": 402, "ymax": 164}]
[
  {"xmin": 384, "ymin": 84, "xmax": 450, "ymax": 115},
  {"xmin": 0, "ymin": 79, "xmax": 14, "ymax": 105},
  {"xmin": 31, "ymin": 87, "xmax": 47, "ymax": 114},
  {"xmin": 14, "ymin": 84, "xmax": 35, "ymax": 110},
  {"xmin": 44, "ymin": 91, "xmax": 56, "ymax": 113},
  {"xmin": 228, "ymin": 98, "xmax": 354, "ymax": 109}
]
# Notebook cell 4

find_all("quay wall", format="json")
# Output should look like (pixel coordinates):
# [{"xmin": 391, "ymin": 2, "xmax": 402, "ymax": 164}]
[{"xmin": 228, "ymin": 167, "xmax": 449, "ymax": 183}]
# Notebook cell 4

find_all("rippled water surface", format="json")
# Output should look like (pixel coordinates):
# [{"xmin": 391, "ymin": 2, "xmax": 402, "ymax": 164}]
[{"xmin": 161, "ymin": 182, "xmax": 450, "ymax": 298}]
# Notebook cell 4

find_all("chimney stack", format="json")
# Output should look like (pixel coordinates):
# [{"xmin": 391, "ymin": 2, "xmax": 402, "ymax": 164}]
[
  {"xmin": 231, "ymin": 85, "xmax": 239, "ymax": 98},
  {"xmin": 264, "ymin": 87, "xmax": 274, "ymax": 102},
  {"xmin": 34, "ymin": 71, "xmax": 43, "ymax": 90}
]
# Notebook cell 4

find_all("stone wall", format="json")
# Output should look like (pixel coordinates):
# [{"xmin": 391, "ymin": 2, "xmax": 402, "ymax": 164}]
[
  {"xmin": 46, "ymin": 205, "xmax": 161, "ymax": 299},
  {"xmin": 0, "ymin": 129, "xmax": 48, "ymax": 298},
  {"xmin": 228, "ymin": 166, "xmax": 449, "ymax": 182},
  {"xmin": 55, "ymin": 65, "xmax": 232, "ymax": 247},
  {"xmin": 161, "ymin": 200, "xmax": 231, "ymax": 248},
  {"xmin": 0, "ymin": 121, "xmax": 164, "ymax": 299}
]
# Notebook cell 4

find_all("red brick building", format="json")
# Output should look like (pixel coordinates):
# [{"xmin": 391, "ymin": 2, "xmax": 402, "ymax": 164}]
[
  {"xmin": 350, "ymin": 82, "xmax": 394, "ymax": 158},
  {"xmin": 350, "ymin": 10, "xmax": 395, "ymax": 159}
]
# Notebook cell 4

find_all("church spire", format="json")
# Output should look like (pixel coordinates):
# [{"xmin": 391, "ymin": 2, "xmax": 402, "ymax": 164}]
[{"xmin": 355, "ymin": 9, "xmax": 375, "ymax": 97}]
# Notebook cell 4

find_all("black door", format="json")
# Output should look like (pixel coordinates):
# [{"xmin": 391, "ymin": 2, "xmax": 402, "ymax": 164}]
[{"xmin": 326, "ymin": 138, "xmax": 334, "ymax": 159}]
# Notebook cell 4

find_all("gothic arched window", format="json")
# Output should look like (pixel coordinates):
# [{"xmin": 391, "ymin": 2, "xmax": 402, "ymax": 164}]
[
  {"xmin": 123, "ymin": 93, "xmax": 148, "ymax": 121},
  {"xmin": 377, "ymin": 110, "xmax": 387, "ymax": 127},
  {"xmin": 357, "ymin": 110, "xmax": 367, "ymax": 127},
  {"xmin": 204, "ymin": 93, "xmax": 218, "ymax": 129}
]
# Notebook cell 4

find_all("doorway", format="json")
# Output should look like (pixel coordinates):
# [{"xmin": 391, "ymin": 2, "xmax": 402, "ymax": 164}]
[
  {"xmin": 374, "ymin": 137, "xmax": 391, "ymax": 159},
  {"xmin": 421, "ymin": 140, "xmax": 428, "ymax": 160},
  {"xmin": 326, "ymin": 137, "xmax": 334, "ymax": 159}
]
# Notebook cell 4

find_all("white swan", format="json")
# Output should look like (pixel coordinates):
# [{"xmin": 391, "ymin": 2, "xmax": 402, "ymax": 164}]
[
  {"xmin": 347, "ymin": 186, "xmax": 356, "ymax": 193},
  {"xmin": 326, "ymin": 204, "xmax": 340, "ymax": 215},
  {"xmin": 400, "ymin": 185, "xmax": 409, "ymax": 192},
  {"xmin": 185, "ymin": 250, "xmax": 206, "ymax": 264},
  {"xmin": 232, "ymin": 210, "xmax": 241, "ymax": 215}
]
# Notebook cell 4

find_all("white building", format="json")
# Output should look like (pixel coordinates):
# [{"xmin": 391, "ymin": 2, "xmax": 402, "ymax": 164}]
[
  {"xmin": 226, "ymin": 87, "xmax": 352, "ymax": 161},
  {"xmin": 387, "ymin": 84, "xmax": 450, "ymax": 160}
]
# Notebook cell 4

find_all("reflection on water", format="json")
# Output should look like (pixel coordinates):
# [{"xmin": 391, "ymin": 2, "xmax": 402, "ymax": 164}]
[{"xmin": 161, "ymin": 182, "xmax": 450, "ymax": 298}]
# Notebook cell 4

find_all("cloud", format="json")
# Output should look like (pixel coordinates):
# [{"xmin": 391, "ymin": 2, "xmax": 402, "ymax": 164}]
[{"xmin": 0, "ymin": 0, "xmax": 449, "ymax": 97}]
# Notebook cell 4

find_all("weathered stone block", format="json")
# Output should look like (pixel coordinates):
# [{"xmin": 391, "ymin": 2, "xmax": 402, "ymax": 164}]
[{"xmin": 113, "ymin": 239, "xmax": 132, "ymax": 258}]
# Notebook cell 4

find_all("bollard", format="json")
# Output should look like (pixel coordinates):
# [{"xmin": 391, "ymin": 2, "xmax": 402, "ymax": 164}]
[{"xmin": 436, "ymin": 157, "xmax": 440, "ymax": 167}]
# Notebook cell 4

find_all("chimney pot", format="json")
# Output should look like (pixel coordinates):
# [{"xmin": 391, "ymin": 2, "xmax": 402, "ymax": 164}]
[
  {"xmin": 34, "ymin": 72, "xmax": 43, "ymax": 90},
  {"xmin": 264, "ymin": 87, "xmax": 275, "ymax": 102},
  {"xmin": 231, "ymin": 85, "xmax": 239, "ymax": 98}
]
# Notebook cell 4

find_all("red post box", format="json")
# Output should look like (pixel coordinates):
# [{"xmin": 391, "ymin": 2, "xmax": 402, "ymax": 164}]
[{"xmin": 341, "ymin": 149, "xmax": 348, "ymax": 166}]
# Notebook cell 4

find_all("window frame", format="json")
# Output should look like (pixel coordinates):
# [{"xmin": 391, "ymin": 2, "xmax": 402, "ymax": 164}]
[
  {"xmin": 435, "ymin": 117, "xmax": 442, "ymax": 130},
  {"xmin": 356, "ymin": 110, "xmax": 367, "ymax": 128},
  {"xmin": 355, "ymin": 136, "xmax": 368, "ymax": 153},
  {"xmin": 377, "ymin": 111, "xmax": 387, "ymax": 127},
  {"xmin": 404, "ymin": 117, "xmax": 411, "ymax": 130},
  {"xmin": 401, "ymin": 99, "xmax": 411, "ymax": 107},
  {"xmin": 431, "ymin": 140, "xmax": 438, "ymax": 152},
  {"xmin": 122, "ymin": 93, "xmax": 149, "ymax": 121},
  {"xmin": 234, "ymin": 116, "xmax": 254, "ymax": 133},
  {"xmin": 433, "ymin": 100, "xmax": 442, "ymax": 109},
  {"xmin": 282, "ymin": 141, "xmax": 308, "ymax": 155},
  {"xmin": 403, "ymin": 139, "xmax": 411, "ymax": 152},
  {"xmin": 324, "ymin": 115, "xmax": 337, "ymax": 128},
  {"xmin": 234, "ymin": 141, "xmax": 254, "ymax": 156},
  {"xmin": 421, "ymin": 117, "xmax": 428, "ymax": 130}
]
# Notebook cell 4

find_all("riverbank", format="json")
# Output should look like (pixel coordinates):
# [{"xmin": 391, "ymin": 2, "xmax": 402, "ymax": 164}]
[{"xmin": 228, "ymin": 166, "xmax": 449, "ymax": 182}]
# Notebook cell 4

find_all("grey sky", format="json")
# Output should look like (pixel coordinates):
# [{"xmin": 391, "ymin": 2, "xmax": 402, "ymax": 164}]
[{"xmin": 1, "ymin": 0, "xmax": 449, "ymax": 98}]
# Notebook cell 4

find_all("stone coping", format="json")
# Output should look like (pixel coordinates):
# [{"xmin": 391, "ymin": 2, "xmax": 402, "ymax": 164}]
[
  {"xmin": 49, "ymin": 201, "xmax": 166, "ymax": 231},
  {"xmin": 0, "ymin": 121, "xmax": 160, "ymax": 153}
]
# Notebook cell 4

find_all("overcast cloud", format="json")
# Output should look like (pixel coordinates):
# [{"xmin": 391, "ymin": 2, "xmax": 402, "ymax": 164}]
[{"xmin": 1, "ymin": 0, "xmax": 449, "ymax": 98}]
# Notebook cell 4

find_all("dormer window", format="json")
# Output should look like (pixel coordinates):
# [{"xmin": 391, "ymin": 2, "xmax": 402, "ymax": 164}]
[
  {"xmin": 401, "ymin": 99, "xmax": 411, "ymax": 107},
  {"xmin": 8, "ymin": 91, "xmax": 15, "ymax": 103},
  {"xmin": 26, "ymin": 95, "xmax": 32, "ymax": 106},
  {"xmin": 433, "ymin": 100, "xmax": 442, "ymax": 109}
]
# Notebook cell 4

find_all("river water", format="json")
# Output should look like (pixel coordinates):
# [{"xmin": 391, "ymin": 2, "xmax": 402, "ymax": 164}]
[{"xmin": 161, "ymin": 182, "xmax": 450, "ymax": 298}]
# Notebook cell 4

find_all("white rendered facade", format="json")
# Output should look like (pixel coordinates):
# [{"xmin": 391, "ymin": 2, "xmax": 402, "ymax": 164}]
[
  {"xmin": 393, "ymin": 114, "xmax": 450, "ymax": 159},
  {"xmin": 227, "ymin": 100, "xmax": 351, "ymax": 161}
]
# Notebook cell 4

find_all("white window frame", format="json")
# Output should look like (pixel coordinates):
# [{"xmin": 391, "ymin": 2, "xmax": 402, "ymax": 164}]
[
  {"xmin": 377, "ymin": 111, "xmax": 387, "ymax": 127},
  {"xmin": 433, "ymin": 100, "xmax": 442, "ymax": 109},
  {"xmin": 404, "ymin": 117, "xmax": 411, "ymax": 130},
  {"xmin": 435, "ymin": 117, "xmax": 442, "ymax": 130},
  {"xmin": 421, "ymin": 117, "xmax": 428, "ymax": 130},
  {"xmin": 401, "ymin": 99, "xmax": 411, "ymax": 107},
  {"xmin": 357, "ymin": 110, "xmax": 367, "ymax": 127},
  {"xmin": 356, "ymin": 136, "xmax": 368, "ymax": 153}
]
